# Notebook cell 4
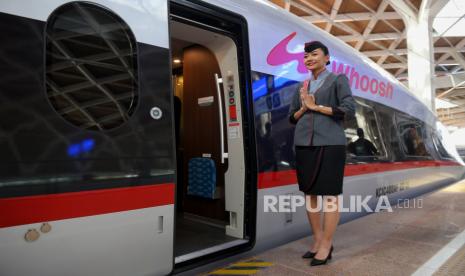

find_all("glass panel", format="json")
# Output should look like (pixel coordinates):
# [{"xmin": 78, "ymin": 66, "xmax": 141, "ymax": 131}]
[
  {"xmin": 398, "ymin": 122, "xmax": 430, "ymax": 157},
  {"xmin": 46, "ymin": 2, "xmax": 138, "ymax": 131},
  {"xmin": 345, "ymin": 99, "xmax": 387, "ymax": 162},
  {"xmin": 0, "ymin": 3, "xmax": 174, "ymax": 198}
]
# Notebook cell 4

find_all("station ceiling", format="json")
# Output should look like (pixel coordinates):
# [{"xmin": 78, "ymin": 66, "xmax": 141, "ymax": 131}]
[{"xmin": 269, "ymin": 0, "xmax": 465, "ymax": 129}]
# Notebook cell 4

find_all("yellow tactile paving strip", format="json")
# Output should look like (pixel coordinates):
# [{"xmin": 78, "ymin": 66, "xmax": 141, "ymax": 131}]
[
  {"xmin": 204, "ymin": 259, "xmax": 274, "ymax": 275},
  {"xmin": 434, "ymin": 243, "xmax": 465, "ymax": 275}
]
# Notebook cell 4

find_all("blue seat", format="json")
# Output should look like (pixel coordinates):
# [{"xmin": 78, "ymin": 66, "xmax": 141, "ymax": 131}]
[{"xmin": 187, "ymin": 157, "xmax": 218, "ymax": 199}]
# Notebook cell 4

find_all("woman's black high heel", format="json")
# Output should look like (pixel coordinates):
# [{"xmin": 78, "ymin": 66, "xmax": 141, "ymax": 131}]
[
  {"xmin": 302, "ymin": 250, "xmax": 317, "ymax": 258},
  {"xmin": 302, "ymin": 242, "xmax": 324, "ymax": 258},
  {"xmin": 310, "ymin": 245, "xmax": 333, "ymax": 266}
]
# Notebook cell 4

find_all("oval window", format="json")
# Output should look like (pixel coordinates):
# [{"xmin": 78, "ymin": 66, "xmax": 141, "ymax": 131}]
[{"xmin": 46, "ymin": 2, "xmax": 138, "ymax": 130}]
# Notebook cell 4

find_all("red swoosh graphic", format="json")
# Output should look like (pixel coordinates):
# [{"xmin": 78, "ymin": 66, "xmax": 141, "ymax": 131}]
[{"xmin": 266, "ymin": 32, "xmax": 307, "ymax": 74}]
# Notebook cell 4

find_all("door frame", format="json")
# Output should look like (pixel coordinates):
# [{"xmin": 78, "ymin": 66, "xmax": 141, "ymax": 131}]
[{"xmin": 169, "ymin": 0, "xmax": 257, "ymax": 272}]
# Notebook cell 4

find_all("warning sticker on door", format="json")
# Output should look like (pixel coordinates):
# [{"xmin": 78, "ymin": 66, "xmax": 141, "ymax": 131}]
[{"xmin": 228, "ymin": 126, "xmax": 240, "ymax": 139}]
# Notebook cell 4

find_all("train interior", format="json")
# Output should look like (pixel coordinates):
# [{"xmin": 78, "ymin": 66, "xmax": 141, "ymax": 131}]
[{"xmin": 169, "ymin": 18, "xmax": 248, "ymax": 262}]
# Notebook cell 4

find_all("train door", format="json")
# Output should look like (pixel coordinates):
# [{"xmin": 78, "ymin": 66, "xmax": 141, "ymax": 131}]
[
  {"xmin": 169, "ymin": 0, "xmax": 257, "ymax": 268},
  {"xmin": 0, "ymin": 1, "xmax": 176, "ymax": 275}
]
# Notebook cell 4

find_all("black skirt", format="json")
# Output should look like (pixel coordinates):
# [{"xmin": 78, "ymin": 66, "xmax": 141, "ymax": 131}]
[{"xmin": 295, "ymin": 145, "xmax": 346, "ymax": 195}]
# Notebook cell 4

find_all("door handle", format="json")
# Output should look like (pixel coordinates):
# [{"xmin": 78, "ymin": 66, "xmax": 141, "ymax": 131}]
[
  {"xmin": 214, "ymin": 73, "xmax": 228, "ymax": 164},
  {"xmin": 158, "ymin": 216, "xmax": 163, "ymax": 233}
]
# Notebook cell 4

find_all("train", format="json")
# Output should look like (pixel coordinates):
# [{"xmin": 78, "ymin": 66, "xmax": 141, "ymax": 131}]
[{"xmin": 0, "ymin": 0, "xmax": 464, "ymax": 275}]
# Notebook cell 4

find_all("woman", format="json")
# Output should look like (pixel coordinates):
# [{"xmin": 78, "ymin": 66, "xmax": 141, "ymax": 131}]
[{"xmin": 288, "ymin": 41, "xmax": 356, "ymax": 266}]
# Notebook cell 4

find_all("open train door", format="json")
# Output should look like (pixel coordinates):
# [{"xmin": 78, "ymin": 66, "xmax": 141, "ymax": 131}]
[
  {"xmin": 169, "ymin": 0, "xmax": 257, "ymax": 272},
  {"xmin": 0, "ymin": 1, "xmax": 176, "ymax": 275}
]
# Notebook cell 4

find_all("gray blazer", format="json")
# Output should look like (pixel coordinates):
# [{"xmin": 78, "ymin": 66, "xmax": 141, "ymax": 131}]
[{"xmin": 288, "ymin": 72, "xmax": 356, "ymax": 146}]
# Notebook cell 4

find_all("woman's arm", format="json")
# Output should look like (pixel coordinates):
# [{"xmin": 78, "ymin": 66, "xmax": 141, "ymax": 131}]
[
  {"xmin": 293, "ymin": 107, "xmax": 307, "ymax": 121},
  {"xmin": 288, "ymin": 84, "xmax": 308, "ymax": 124},
  {"xmin": 312, "ymin": 104, "xmax": 333, "ymax": 115},
  {"xmin": 304, "ymin": 75, "xmax": 356, "ymax": 119},
  {"xmin": 315, "ymin": 74, "xmax": 356, "ymax": 119},
  {"xmin": 333, "ymin": 74, "xmax": 356, "ymax": 119}
]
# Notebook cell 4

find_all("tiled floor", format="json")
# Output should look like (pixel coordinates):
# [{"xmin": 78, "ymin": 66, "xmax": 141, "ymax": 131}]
[{"xmin": 203, "ymin": 179, "xmax": 465, "ymax": 276}]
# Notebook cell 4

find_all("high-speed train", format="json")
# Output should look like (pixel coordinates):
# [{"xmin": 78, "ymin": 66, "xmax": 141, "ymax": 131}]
[{"xmin": 0, "ymin": 0, "xmax": 464, "ymax": 275}]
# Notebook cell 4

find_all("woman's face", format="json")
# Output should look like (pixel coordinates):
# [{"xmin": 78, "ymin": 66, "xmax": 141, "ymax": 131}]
[{"xmin": 304, "ymin": 48, "xmax": 329, "ymax": 71}]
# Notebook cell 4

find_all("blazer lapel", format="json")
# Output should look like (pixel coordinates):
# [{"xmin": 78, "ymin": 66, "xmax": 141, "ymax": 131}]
[{"xmin": 310, "ymin": 72, "xmax": 337, "ymax": 97}]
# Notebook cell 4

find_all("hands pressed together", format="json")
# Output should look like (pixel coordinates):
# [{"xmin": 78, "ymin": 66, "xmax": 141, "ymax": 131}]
[{"xmin": 300, "ymin": 87, "xmax": 318, "ymax": 111}]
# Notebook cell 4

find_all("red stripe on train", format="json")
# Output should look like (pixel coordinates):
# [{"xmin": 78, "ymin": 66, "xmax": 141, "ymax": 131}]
[
  {"xmin": 0, "ymin": 161, "xmax": 461, "ymax": 228},
  {"xmin": 258, "ymin": 160, "xmax": 462, "ymax": 189},
  {"xmin": 0, "ymin": 183, "xmax": 174, "ymax": 228}
]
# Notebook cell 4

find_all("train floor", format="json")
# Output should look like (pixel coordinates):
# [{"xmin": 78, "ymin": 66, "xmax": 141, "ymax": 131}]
[
  {"xmin": 174, "ymin": 213, "xmax": 236, "ymax": 257},
  {"xmin": 185, "ymin": 179, "xmax": 465, "ymax": 275}
]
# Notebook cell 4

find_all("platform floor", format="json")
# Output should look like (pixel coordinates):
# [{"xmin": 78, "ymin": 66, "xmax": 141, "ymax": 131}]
[{"xmin": 200, "ymin": 179, "xmax": 465, "ymax": 276}]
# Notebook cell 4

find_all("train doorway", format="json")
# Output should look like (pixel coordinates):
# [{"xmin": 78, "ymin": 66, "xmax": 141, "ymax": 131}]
[{"xmin": 169, "ymin": 0, "xmax": 257, "ymax": 268}]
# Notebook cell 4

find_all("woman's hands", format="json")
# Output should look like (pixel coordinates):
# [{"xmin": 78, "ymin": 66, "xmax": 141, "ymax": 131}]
[
  {"xmin": 299, "ymin": 87, "xmax": 309, "ymax": 112},
  {"xmin": 300, "ymin": 88, "xmax": 318, "ymax": 111},
  {"xmin": 293, "ymin": 86, "xmax": 326, "ymax": 122}
]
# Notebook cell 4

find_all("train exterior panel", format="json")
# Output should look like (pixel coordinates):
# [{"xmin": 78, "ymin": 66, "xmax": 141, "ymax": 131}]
[{"xmin": 0, "ymin": 0, "xmax": 464, "ymax": 275}]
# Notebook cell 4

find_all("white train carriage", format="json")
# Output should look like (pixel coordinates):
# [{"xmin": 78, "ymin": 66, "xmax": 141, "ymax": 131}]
[{"xmin": 0, "ymin": 0, "xmax": 464, "ymax": 275}]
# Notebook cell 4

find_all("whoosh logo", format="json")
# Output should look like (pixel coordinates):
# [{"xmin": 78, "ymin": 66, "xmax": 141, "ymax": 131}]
[
  {"xmin": 266, "ymin": 32, "xmax": 394, "ymax": 99},
  {"xmin": 266, "ymin": 32, "xmax": 307, "ymax": 74}
]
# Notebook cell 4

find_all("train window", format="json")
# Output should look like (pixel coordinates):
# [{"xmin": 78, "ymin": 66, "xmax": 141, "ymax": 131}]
[
  {"xmin": 252, "ymin": 71, "xmax": 299, "ymax": 170},
  {"xmin": 0, "ymin": 2, "xmax": 176, "ymax": 199},
  {"xmin": 46, "ymin": 2, "xmax": 138, "ymax": 131},
  {"xmin": 344, "ymin": 99, "xmax": 387, "ymax": 162},
  {"xmin": 398, "ymin": 121, "xmax": 430, "ymax": 157}
]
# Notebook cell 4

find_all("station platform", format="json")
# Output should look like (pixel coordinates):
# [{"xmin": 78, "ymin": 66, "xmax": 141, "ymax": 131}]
[{"xmin": 189, "ymin": 179, "xmax": 465, "ymax": 276}]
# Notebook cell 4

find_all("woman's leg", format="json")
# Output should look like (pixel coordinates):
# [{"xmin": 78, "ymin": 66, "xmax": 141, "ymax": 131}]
[
  {"xmin": 315, "ymin": 195, "xmax": 340, "ymax": 259},
  {"xmin": 305, "ymin": 194, "xmax": 323, "ymax": 252}
]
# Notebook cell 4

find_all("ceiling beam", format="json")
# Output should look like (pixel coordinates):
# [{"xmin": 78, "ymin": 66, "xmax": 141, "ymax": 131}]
[
  {"xmin": 439, "ymin": 113, "xmax": 465, "ymax": 122},
  {"xmin": 294, "ymin": 0, "xmax": 408, "ymax": 65},
  {"xmin": 338, "ymin": 32, "xmax": 403, "ymax": 42},
  {"xmin": 355, "ymin": 0, "xmax": 389, "ymax": 50},
  {"xmin": 438, "ymin": 108, "xmax": 465, "ymax": 117},
  {"xmin": 325, "ymin": 0, "xmax": 343, "ymax": 33},
  {"xmin": 451, "ymin": 66, "xmax": 465, "ymax": 74},
  {"xmin": 435, "ymin": 38, "xmax": 465, "ymax": 70},
  {"xmin": 449, "ymin": 50, "xmax": 465, "ymax": 73},
  {"xmin": 394, "ymin": 67, "xmax": 406, "ymax": 77},
  {"xmin": 438, "ymin": 114, "xmax": 465, "ymax": 123},
  {"xmin": 284, "ymin": 0, "xmax": 291, "ymax": 11},
  {"xmin": 438, "ymin": 79, "xmax": 465, "ymax": 99},
  {"xmin": 404, "ymin": 0, "xmax": 419, "ymax": 13},
  {"xmin": 363, "ymin": 48, "xmax": 407, "ymax": 56},
  {"xmin": 436, "ymin": 94, "xmax": 465, "ymax": 102},
  {"xmin": 353, "ymin": 0, "xmax": 403, "ymax": 33},
  {"xmin": 438, "ymin": 59, "xmax": 461, "ymax": 66},
  {"xmin": 377, "ymin": 31, "xmax": 406, "ymax": 65},
  {"xmin": 362, "ymin": 47, "xmax": 465, "ymax": 57},
  {"xmin": 385, "ymin": 0, "xmax": 417, "ymax": 21},
  {"xmin": 382, "ymin": 63, "xmax": 407, "ymax": 69},
  {"xmin": 435, "ymin": 72, "xmax": 465, "ymax": 89},
  {"xmin": 301, "ymin": 12, "xmax": 402, "ymax": 23},
  {"xmin": 440, "ymin": 121, "xmax": 465, "ymax": 128}
]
